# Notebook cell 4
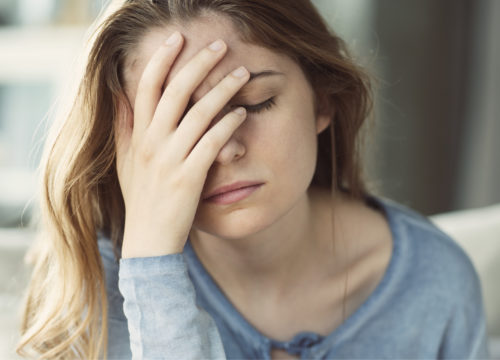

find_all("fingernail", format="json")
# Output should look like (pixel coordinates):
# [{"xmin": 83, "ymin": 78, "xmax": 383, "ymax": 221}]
[
  {"xmin": 165, "ymin": 31, "xmax": 181, "ymax": 46},
  {"xmin": 234, "ymin": 107, "xmax": 246, "ymax": 115},
  {"xmin": 232, "ymin": 66, "xmax": 248, "ymax": 78},
  {"xmin": 209, "ymin": 39, "xmax": 224, "ymax": 52}
]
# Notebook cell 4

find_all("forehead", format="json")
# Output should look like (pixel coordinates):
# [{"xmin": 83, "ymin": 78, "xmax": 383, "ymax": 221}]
[{"xmin": 123, "ymin": 14, "xmax": 295, "ymax": 99}]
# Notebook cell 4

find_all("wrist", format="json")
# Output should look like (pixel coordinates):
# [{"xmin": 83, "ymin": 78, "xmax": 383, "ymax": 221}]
[{"xmin": 121, "ymin": 230, "xmax": 186, "ymax": 259}]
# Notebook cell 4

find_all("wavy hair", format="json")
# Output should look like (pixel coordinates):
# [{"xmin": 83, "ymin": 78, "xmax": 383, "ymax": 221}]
[{"xmin": 16, "ymin": 0, "xmax": 372, "ymax": 358}]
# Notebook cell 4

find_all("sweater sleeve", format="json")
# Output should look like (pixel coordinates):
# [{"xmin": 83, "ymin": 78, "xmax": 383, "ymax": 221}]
[
  {"xmin": 437, "ymin": 261, "xmax": 490, "ymax": 359},
  {"xmin": 118, "ymin": 253, "xmax": 226, "ymax": 360}
]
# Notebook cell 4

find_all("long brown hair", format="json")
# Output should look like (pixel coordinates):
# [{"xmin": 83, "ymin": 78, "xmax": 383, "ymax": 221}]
[{"xmin": 16, "ymin": 0, "xmax": 372, "ymax": 358}]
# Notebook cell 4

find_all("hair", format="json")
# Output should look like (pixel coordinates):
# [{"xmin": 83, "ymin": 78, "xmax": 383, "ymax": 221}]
[{"xmin": 16, "ymin": 0, "xmax": 372, "ymax": 358}]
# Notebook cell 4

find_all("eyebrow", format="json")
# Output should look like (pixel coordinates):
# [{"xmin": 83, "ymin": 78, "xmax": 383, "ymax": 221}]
[{"xmin": 248, "ymin": 70, "xmax": 285, "ymax": 82}]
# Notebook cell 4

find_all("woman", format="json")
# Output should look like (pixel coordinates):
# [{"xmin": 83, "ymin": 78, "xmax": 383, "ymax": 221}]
[{"xmin": 17, "ymin": 0, "xmax": 489, "ymax": 359}]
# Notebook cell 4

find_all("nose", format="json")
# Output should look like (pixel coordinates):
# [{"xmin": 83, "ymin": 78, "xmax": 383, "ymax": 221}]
[
  {"xmin": 214, "ymin": 134, "xmax": 246, "ymax": 165},
  {"xmin": 208, "ymin": 107, "xmax": 246, "ymax": 165}
]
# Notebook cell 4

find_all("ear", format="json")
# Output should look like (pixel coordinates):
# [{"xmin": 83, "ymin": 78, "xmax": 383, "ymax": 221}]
[
  {"xmin": 315, "ymin": 93, "xmax": 334, "ymax": 135},
  {"xmin": 316, "ymin": 112, "xmax": 332, "ymax": 135}
]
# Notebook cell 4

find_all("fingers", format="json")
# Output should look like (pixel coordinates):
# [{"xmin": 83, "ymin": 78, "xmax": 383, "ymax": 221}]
[
  {"xmin": 173, "ymin": 66, "xmax": 250, "ymax": 158},
  {"xmin": 186, "ymin": 107, "xmax": 247, "ymax": 174},
  {"xmin": 133, "ymin": 31, "xmax": 184, "ymax": 139},
  {"xmin": 132, "ymin": 34, "xmax": 249, "ymax": 176},
  {"xmin": 148, "ymin": 39, "xmax": 228, "ymax": 135}
]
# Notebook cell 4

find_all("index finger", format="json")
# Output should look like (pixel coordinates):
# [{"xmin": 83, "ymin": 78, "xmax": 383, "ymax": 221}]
[{"xmin": 133, "ymin": 31, "xmax": 184, "ymax": 139}]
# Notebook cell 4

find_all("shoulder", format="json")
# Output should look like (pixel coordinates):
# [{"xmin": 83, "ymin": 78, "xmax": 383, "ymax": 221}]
[
  {"xmin": 375, "ymin": 197, "xmax": 489, "ymax": 356},
  {"xmin": 375, "ymin": 197, "xmax": 483, "ymax": 302}
]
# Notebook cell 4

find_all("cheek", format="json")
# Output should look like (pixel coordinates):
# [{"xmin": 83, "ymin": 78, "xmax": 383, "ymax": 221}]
[
  {"xmin": 253, "ymin": 109, "xmax": 318, "ymax": 176},
  {"xmin": 285, "ymin": 119, "xmax": 318, "ymax": 181}
]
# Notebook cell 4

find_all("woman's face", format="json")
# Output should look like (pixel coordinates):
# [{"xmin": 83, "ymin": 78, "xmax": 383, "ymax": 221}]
[{"xmin": 123, "ymin": 14, "xmax": 330, "ymax": 240}]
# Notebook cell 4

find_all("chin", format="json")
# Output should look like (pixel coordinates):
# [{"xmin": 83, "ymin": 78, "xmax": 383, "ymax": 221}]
[{"xmin": 193, "ymin": 206, "xmax": 277, "ymax": 240}]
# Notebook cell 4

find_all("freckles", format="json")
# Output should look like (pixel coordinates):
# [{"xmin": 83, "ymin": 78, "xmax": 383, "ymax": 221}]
[
  {"xmin": 286, "ymin": 114, "xmax": 317, "ymax": 159},
  {"xmin": 238, "ymin": 116, "xmax": 265, "ymax": 144}
]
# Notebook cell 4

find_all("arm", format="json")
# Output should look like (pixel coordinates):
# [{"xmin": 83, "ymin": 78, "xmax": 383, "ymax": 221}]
[
  {"xmin": 438, "ymin": 268, "xmax": 490, "ymax": 359},
  {"xmin": 99, "ymin": 237, "xmax": 226, "ymax": 359},
  {"xmin": 113, "ymin": 29, "xmax": 249, "ymax": 357},
  {"xmin": 118, "ymin": 254, "xmax": 226, "ymax": 360}
]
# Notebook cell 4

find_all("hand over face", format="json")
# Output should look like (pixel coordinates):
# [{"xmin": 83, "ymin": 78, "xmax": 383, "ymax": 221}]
[{"xmin": 116, "ymin": 31, "xmax": 250, "ymax": 258}]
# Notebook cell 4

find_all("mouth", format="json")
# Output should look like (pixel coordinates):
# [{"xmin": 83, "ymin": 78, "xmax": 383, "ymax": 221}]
[{"xmin": 203, "ymin": 183, "xmax": 263, "ymax": 205}]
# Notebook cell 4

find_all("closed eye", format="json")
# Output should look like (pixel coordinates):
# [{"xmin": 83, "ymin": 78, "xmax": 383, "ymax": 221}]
[{"xmin": 239, "ymin": 97, "xmax": 276, "ymax": 114}]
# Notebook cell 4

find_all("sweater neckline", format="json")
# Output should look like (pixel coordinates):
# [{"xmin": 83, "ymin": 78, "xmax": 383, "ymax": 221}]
[{"xmin": 183, "ymin": 196, "xmax": 405, "ymax": 358}]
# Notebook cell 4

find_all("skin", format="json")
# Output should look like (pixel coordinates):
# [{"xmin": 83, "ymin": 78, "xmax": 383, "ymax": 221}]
[{"xmin": 117, "ymin": 13, "xmax": 392, "ymax": 357}]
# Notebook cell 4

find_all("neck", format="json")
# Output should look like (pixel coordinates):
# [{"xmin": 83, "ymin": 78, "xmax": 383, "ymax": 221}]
[{"xmin": 189, "ymin": 187, "xmax": 335, "ymax": 300}]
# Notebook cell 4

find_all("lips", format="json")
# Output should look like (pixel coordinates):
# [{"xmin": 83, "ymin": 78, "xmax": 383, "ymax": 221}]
[{"xmin": 203, "ymin": 181, "xmax": 264, "ymax": 200}]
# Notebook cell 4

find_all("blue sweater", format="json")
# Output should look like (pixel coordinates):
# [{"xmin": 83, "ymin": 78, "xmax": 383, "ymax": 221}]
[{"xmin": 98, "ymin": 197, "xmax": 490, "ymax": 359}]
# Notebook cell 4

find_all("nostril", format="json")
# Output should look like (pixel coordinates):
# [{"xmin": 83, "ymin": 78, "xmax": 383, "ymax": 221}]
[{"xmin": 215, "ymin": 138, "xmax": 246, "ymax": 165}]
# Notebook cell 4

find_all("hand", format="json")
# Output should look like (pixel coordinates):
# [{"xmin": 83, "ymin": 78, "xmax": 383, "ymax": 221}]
[{"xmin": 115, "ymin": 32, "xmax": 250, "ymax": 258}]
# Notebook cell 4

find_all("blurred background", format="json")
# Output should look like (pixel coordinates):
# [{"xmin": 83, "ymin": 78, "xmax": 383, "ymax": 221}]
[
  {"xmin": 0, "ymin": 0, "xmax": 498, "ymax": 358},
  {"xmin": 316, "ymin": 0, "xmax": 500, "ymax": 215},
  {"xmin": 0, "ymin": 0, "xmax": 498, "ymax": 227}
]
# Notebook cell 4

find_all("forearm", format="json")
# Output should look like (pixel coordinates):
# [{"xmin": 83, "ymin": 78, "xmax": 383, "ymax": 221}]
[{"xmin": 118, "ymin": 254, "xmax": 226, "ymax": 359}]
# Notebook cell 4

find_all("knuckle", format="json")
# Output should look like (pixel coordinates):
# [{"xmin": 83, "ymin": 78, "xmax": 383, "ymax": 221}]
[
  {"xmin": 166, "ymin": 167, "xmax": 184, "ymax": 187},
  {"xmin": 135, "ymin": 139, "xmax": 156, "ymax": 162},
  {"xmin": 183, "ymin": 157, "xmax": 202, "ymax": 178},
  {"xmin": 179, "ymin": 167, "xmax": 196, "ymax": 186},
  {"xmin": 187, "ymin": 47, "xmax": 218, "ymax": 73},
  {"xmin": 186, "ymin": 105, "xmax": 204, "ymax": 120},
  {"xmin": 202, "ymin": 135, "xmax": 222, "ymax": 154},
  {"xmin": 210, "ymin": 77, "xmax": 242, "ymax": 104},
  {"xmin": 216, "ymin": 79, "xmax": 235, "ymax": 95},
  {"xmin": 200, "ymin": 47, "xmax": 216, "ymax": 61},
  {"xmin": 162, "ymin": 83, "xmax": 181, "ymax": 102},
  {"xmin": 225, "ymin": 72, "xmax": 242, "ymax": 86},
  {"xmin": 171, "ymin": 165, "xmax": 199, "ymax": 191}
]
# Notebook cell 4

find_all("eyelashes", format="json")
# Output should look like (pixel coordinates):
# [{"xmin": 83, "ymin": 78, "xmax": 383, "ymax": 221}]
[
  {"xmin": 181, "ymin": 97, "xmax": 275, "ymax": 121},
  {"xmin": 178, "ymin": 97, "xmax": 276, "ymax": 126},
  {"xmin": 239, "ymin": 97, "xmax": 276, "ymax": 114}
]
